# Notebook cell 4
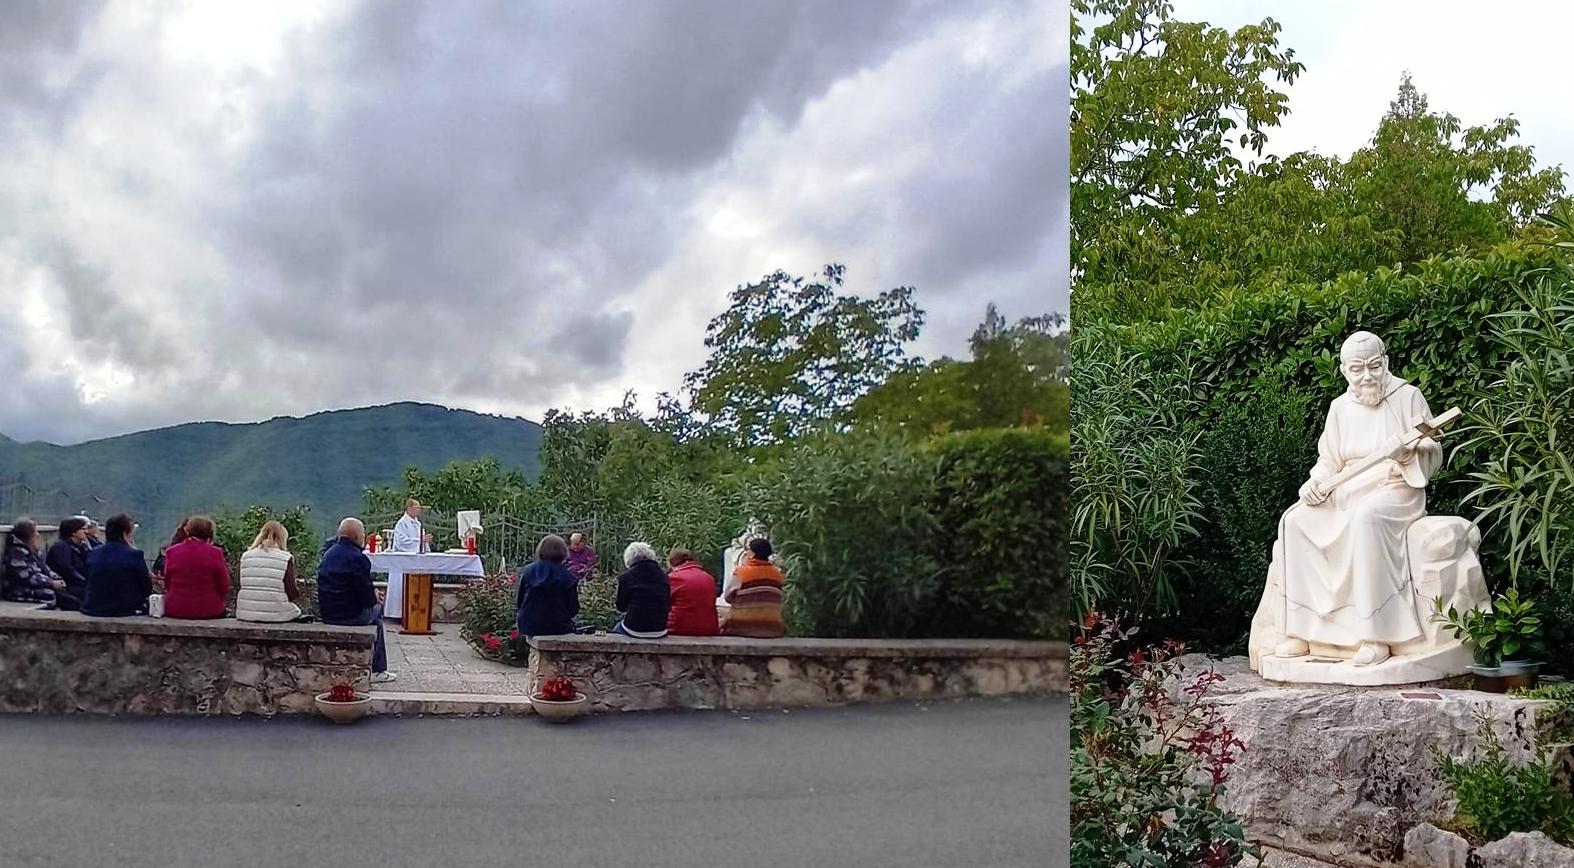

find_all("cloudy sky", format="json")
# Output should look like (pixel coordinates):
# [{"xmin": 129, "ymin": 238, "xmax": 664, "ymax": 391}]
[
  {"xmin": 0, "ymin": 0, "xmax": 1066, "ymax": 445},
  {"xmin": 1175, "ymin": 1, "xmax": 1574, "ymax": 175}
]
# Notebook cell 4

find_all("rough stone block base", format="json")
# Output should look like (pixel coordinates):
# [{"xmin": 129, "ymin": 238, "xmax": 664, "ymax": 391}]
[{"xmin": 1179, "ymin": 655, "xmax": 1568, "ymax": 867}]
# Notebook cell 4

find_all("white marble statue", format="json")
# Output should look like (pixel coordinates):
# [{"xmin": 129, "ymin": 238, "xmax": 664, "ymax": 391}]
[{"xmin": 1249, "ymin": 331, "xmax": 1490, "ymax": 685}]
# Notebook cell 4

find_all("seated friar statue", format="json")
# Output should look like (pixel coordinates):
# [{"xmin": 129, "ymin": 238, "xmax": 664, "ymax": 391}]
[{"xmin": 1248, "ymin": 330, "xmax": 1491, "ymax": 686}]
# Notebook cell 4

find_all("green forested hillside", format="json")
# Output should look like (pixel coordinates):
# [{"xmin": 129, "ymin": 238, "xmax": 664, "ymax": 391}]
[{"xmin": 0, "ymin": 403, "xmax": 541, "ymax": 535}]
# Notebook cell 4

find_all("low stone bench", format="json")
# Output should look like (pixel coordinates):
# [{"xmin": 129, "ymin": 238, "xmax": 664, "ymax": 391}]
[
  {"xmin": 0, "ymin": 602, "xmax": 374, "ymax": 716},
  {"xmin": 527, "ymin": 634, "xmax": 1067, "ymax": 712}
]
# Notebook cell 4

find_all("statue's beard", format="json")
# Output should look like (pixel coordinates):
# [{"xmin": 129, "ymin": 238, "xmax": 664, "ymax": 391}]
[{"xmin": 1348, "ymin": 379, "xmax": 1385, "ymax": 407}]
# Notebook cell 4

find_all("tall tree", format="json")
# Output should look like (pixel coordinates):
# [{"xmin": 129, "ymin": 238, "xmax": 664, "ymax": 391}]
[
  {"xmin": 683, "ymin": 264, "xmax": 924, "ymax": 446},
  {"xmin": 1072, "ymin": 0, "xmax": 1303, "ymax": 288},
  {"xmin": 852, "ymin": 305, "xmax": 1068, "ymax": 436},
  {"xmin": 1074, "ymin": 1, "xmax": 1568, "ymax": 320}
]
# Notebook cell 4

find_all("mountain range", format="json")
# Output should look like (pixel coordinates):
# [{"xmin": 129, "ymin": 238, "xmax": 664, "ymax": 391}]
[{"xmin": 0, "ymin": 403, "xmax": 542, "ymax": 536}]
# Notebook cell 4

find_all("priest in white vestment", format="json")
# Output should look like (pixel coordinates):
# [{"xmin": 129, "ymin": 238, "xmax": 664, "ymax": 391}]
[
  {"xmin": 391, "ymin": 499, "xmax": 429, "ymax": 554},
  {"xmin": 1271, "ymin": 331, "xmax": 1442, "ymax": 666}
]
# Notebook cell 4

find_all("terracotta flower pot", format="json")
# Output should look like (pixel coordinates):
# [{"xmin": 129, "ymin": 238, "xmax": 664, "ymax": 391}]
[
  {"xmin": 316, "ymin": 692, "xmax": 373, "ymax": 724},
  {"xmin": 530, "ymin": 692, "xmax": 589, "ymax": 723}
]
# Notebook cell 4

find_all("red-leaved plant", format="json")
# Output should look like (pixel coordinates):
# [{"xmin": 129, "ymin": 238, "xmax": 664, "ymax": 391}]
[
  {"xmin": 1070, "ymin": 611, "xmax": 1256, "ymax": 867},
  {"xmin": 535, "ymin": 676, "xmax": 579, "ymax": 702},
  {"xmin": 326, "ymin": 682, "xmax": 360, "ymax": 703}
]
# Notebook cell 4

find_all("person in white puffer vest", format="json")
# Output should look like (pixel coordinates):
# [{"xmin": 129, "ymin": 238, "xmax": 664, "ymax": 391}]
[{"xmin": 236, "ymin": 520, "xmax": 303, "ymax": 622}]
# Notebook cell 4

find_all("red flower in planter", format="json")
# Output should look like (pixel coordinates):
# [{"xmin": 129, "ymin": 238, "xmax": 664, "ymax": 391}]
[
  {"xmin": 327, "ymin": 682, "xmax": 359, "ymax": 703},
  {"xmin": 509, "ymin": 629, "xmax": 520, "ymax": 641},
  {"xmin": 483, "ymin": 634, "xmax": 503, "ymax": 651},
  {"xmin": 536, "ymin": 676, "xmax": 578, "ymax": 701}
]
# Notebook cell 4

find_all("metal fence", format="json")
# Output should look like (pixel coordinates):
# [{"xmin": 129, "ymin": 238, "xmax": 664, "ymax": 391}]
[{"xmin": 360, "ymin": 509, "xmax": 605, "ymax": 576}]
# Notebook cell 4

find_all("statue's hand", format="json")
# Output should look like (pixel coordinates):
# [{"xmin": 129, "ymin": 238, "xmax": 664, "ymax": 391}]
[
  {"xmin": 1386, "ymin": 433, "xmax": 1416, "ymax": 463},
  {"xmin": 1299, "ymin": 479, "xmax": 1329, "ymax": 506}
]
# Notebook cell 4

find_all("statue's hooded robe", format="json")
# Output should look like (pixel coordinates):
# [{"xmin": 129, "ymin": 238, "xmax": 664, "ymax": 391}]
[{"xmin": 1273, "ymin": 374, "xmax": 1441, "ymax": 647}]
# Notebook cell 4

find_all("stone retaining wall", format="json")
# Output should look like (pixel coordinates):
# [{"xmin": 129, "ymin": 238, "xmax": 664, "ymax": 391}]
[
  {"xmin": 528, "ymin": 634, "xmax": 1066, "ymax": 712},
  {"xmin": 0, "ymin": 603, "xmax": 374, "ymax": 716}
]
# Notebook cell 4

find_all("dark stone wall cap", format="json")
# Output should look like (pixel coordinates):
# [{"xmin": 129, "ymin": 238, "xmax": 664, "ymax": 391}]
[
  {"xmin": 0, "ymin": 603, "xmax": 374, "ymax": 646},
  {"xmin": 528, "ymin": 633, "xmax": 1066, "ymax": 659}
]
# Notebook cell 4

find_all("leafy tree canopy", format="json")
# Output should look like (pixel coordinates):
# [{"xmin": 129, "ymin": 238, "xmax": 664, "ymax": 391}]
[
  {"xmin": 683, "ymin": 264, "xmax": 924, "ymax": 446},
  {"xmin": 1075, "ymin": 1, "xmax": 1568, "ymax": 320},
  {"xmin": 852, "ymin": 305, "xmax": 1069, "ymax": 436}
]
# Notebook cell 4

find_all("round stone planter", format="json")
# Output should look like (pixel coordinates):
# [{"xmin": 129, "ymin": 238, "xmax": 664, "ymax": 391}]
[
  {"xmin": 315, "ymin": 692, "xmax": 373, "ymax": 724},
  {"xmin": 1467, "ymin": 659, "xmax": 1541, "ymax": 693},
  {"xmin": 529, "ymin": 692, "xmax": 589, "ymax": 723}
]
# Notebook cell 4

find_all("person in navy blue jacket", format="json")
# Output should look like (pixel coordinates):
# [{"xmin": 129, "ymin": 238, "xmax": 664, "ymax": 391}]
[
  {"xmin": 317, "ymin": 517, "xmax": 395, "ymax": 682},
  {"xmin": 82, "ymin": 514, "xmax": 152, "ymax": 617},
  {"xmin": 516, "ymin": 534, "xmax": 579, "ymax": 638}
]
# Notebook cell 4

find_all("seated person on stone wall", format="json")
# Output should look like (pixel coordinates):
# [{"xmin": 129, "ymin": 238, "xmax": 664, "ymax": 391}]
[
  {"xmin": 517, "ymin": 533, "xmax": 579, "ymax": 638},
  {"xmin": 161, "ymin": 515, "xmax": 230, "ymax": 620},
  {"xmin": 665, "ymin": 547, "xmax": 718, "ymax": 637},
  {"xmin": 721, "ymin": 538, "xmax": 787, "ymax": 639},
  {"xmin": 45, "ymin": 516, "xmax": 92, "ymax": 610},
  {"xmin": 2, "ymin": 518, "xmax": 67, "ymax": 607},
  {"xmin": 611, "ymin": 542, "xmax": 671, "ymax": 639},
  {"xmin": 318, "ymin": 517, "xmax": 395, "ymax": 683},
  {"xmin": 236, "ymin": 520, "xmax": 303, "ymax": 623},
  {"xmin": 151, "ymin": 518, "xmax": 189, "ymax": 581},
  {"xmin": 82, "ymin": 513, "xmax": 153, "ymax": 617}
]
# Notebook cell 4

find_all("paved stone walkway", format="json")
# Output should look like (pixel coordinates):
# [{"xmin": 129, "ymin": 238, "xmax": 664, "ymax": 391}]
[{"xmin": 371, "ymin": 621, "xmax": 536, "ymax": 714}]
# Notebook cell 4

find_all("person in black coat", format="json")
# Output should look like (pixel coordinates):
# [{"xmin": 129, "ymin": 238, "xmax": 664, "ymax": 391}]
[
  {"xmin": 44, "ymin": 516, "xmax": 89, "ymax": 611},
  {"xmin": 612, "ymin": 542, "xmax": 671, "ymax": 639},
  {"xmin": 316, "ymin": 518, "xmax": 394, "ymax": 682},
  {"xmin": 516, "ymin": 534, "xmax": 579, "ymax": 638},
  {"xmin": 82, "ymin": 514, "xmax": 152, "ymax": 617}
]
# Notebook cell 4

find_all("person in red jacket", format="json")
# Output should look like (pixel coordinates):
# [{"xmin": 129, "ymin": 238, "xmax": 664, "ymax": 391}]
[
  {"xmin": 161, "ymin": 515, "xmax": 230, "ymax": 619},
  {"xmin": 666, "ymin": 547, "xmax": 719, "ymax": 637}
]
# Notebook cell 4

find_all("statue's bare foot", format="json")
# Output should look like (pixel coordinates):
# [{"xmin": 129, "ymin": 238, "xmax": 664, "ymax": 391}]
[
  {"xmin": 1274, "ymin": 638, "xmax": 1309, "ymax": 658},
  {"xmin": 1351, "ymin": 642, "xmax": 1391, "ymax": 666}
]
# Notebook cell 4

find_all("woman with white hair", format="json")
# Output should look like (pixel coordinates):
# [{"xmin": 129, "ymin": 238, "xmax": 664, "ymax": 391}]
[{"xmin": 612, "ymin": 541, "xmax": 670, "ymax": 639}]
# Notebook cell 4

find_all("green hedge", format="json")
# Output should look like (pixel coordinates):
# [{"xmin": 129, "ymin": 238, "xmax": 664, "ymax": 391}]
[
  {"xmin": 929, "ymin": 428, "xmax": 1069, "ymax": 639},
  {"xmin": 751, "ymin": 427, "xmax": 1067, "ymax": 640},
  {"xmin": 1077, "ymin": 244, "xmax": 1574, "ymax": 659}
]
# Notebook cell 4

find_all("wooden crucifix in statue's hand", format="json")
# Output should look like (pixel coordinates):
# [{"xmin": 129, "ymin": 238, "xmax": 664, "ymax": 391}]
[{"xmin": 1301, "ymin": 407, "xmax": 1462, "ymax": 506}]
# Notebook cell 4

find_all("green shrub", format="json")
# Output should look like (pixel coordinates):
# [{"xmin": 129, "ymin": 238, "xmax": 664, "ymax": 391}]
[
  {"xmin": 927, "ymin": 428, "xmax": 1068, "ymax": 639},
  {"xmin": 749, "ymin": 429, "xmax": 942, "ymax": 638},
  {"xmin": 577, "ymin": 576, "xmax": 619, "ymax": 632},
  {"xmin": 1432, "ymin": 713, "xmax": 1574, "ymax": 844},
  {"xmin": 1070, "ymin": 613, "xmax": 1258, "ymax": 866},
  {"xmin": 457, "ymin": 573, "xmax": 524, "ymax": 665}
]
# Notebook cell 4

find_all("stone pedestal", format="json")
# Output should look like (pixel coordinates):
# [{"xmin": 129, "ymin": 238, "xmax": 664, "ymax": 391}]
[{"xmin": 1179, "ymin": 655, "xmax": 1567, "ymax": 866}]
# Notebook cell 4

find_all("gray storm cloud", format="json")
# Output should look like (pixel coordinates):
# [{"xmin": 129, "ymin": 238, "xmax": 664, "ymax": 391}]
[{"xmin": 0, "ymin": 0, "xmax": 1066, "ymax": 445}]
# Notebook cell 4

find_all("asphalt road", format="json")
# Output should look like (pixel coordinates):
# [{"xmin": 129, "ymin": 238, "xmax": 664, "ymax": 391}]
[{"xmin": 0, "ymin": 696, "xmax": 1064, "ymax": 868}]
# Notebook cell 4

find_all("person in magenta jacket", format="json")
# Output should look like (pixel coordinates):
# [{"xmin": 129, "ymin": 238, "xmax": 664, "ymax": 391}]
[{"xmin": 160, "ymin": 515, "xmax": 230, "ymax": 619}]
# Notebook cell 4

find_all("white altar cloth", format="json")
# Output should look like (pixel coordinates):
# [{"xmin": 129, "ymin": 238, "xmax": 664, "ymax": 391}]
[{"xmin": 366, "ymin": 551, "xmax": 484, "ymax": 619}]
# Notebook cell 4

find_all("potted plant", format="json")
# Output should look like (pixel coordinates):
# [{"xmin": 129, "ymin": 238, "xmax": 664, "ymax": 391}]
[
  {"xmin": 315, "ymin": 681, "xmax": 373, "ymax": 724},
  {"xmin": 1433, "ymin": 586, "xmax": 1545, "ymax": 693},
  {"xmin": 530, "ymin": 675, "xmax": 588, "ymax": 723}
]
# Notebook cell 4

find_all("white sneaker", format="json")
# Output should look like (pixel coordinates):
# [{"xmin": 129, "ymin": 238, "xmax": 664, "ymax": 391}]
[
  {"xmin": 371, "ymin": 671, "xmax": 398, "ymax": 684},
  {"xmin": 1274, "ymin": 638, "xmax": 1310, "ymax": 658}
]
